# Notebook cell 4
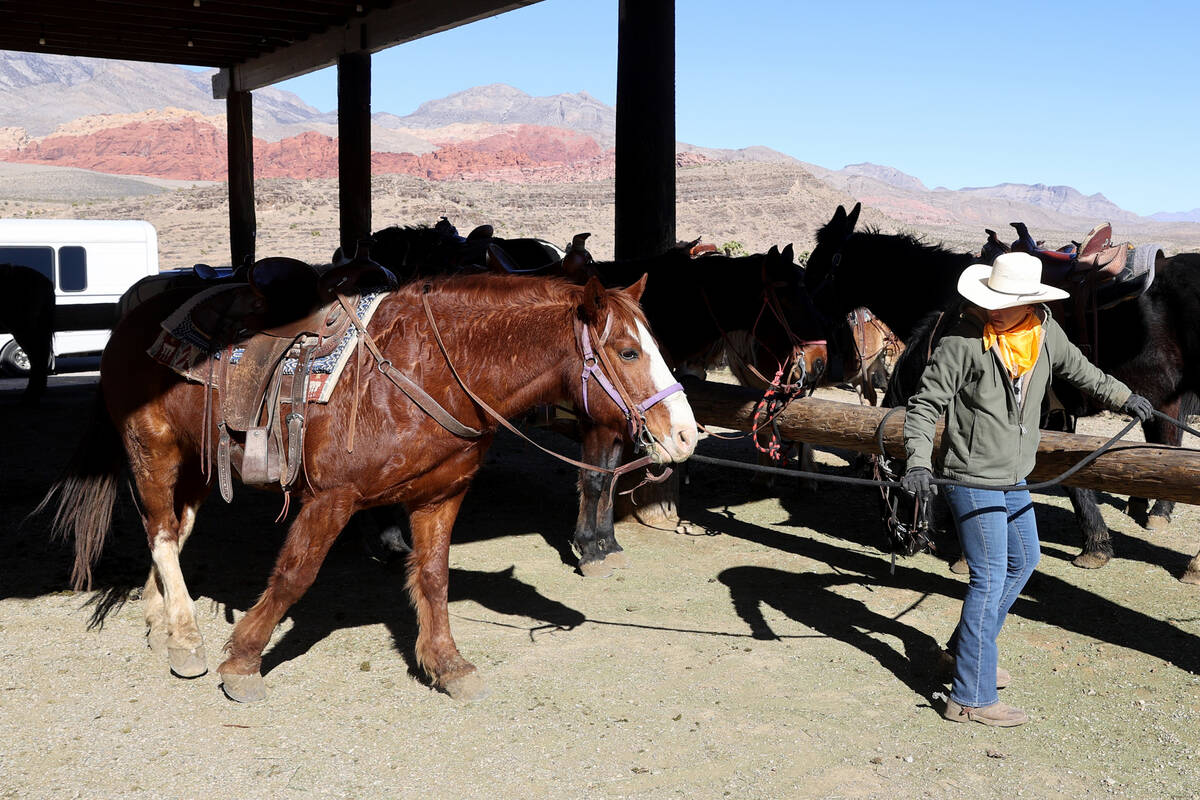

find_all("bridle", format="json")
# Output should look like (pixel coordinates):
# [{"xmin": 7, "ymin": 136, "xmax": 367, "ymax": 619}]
[
  {"xmin": 578, "ymin": 316, "xmax": 684, "ymax": 451},
  {"xmin": 699, "ymin": 263, "xmax": 828, "ymax": 393}
]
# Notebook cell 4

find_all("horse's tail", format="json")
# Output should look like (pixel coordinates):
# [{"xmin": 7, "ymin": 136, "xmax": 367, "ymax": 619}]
[{"xmin": 30, "ymin": 389, "xmax": 125, "ymax": 590}]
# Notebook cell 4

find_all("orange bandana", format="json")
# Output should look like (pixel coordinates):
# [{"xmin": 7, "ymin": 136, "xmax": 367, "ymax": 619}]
[{"xmin": 983, "ymin": 310, "xmax": 1043, "ymax": 379}]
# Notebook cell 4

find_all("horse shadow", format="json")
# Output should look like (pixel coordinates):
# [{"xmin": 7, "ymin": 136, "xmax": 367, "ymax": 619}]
[
  {"xmin": 718, "ymin": 565, "xmax": 943, "ymax": 700},
  {"xmin": 681, "ymin": 480, "xmax": 1200, "ymax": 678}
]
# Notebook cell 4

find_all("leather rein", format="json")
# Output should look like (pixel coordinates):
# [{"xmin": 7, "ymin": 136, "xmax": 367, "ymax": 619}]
[{"xmin": 334, "ymin": 286, "xmax": 682, "ymax": 490}]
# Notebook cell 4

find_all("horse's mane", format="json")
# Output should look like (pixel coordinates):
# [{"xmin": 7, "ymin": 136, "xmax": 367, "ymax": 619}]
[{"xmin": 405, "ymin": 272, "xmax": 646, "ymax": 325}]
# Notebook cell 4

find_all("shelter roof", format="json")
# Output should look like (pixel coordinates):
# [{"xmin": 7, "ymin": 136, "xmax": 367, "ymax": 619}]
[{"xmin": 0, "ymin": 1, "xmax": 542, "ymax": 93}]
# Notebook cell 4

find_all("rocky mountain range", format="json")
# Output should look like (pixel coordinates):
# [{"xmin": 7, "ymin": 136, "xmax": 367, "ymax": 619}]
[{"xmin": 0, "ymin": 50, "xmax": 1197, "ymax": 236}]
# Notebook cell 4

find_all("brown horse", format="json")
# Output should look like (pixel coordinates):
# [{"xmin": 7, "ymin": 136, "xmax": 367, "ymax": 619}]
[
  {"xmin": 41, "ymin": 273, "xmax": 697, "ymax": 702},
  {"xmin": 0, "ymin": 264, "xmax": 55, "ymax": 405}
]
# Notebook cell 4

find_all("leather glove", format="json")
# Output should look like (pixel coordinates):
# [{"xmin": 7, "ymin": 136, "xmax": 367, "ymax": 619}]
[
  {"xmin": 900, "ymin": 466, "xmax": 933, "ymax": 501},
  {"xmin": 1123, "ymin": 393, "xmax": 1154, "ymax": 422}
]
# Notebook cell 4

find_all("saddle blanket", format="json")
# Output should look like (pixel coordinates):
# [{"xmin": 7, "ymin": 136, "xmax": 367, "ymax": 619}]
[{"xmin": 147, "ymin": 288, "xmax": 388, "ymax": 404}]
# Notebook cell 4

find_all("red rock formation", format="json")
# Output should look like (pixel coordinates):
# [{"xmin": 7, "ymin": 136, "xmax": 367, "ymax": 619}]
[{"xmin": 0, "ymin": 117, "xmax": 618, "ymax": 183}]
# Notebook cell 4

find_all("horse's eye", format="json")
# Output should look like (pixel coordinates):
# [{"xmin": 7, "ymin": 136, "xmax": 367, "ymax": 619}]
[{"xmin": 620, "ymin": 348, "xmax": 639, "ymax": 361}]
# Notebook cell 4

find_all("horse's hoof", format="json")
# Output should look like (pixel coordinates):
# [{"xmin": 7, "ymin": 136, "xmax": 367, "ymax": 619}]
[
  {"xmin": 146, "ymin": 628, "xmax": 169, "ymax": 656},
  {"xmin": 948, "ymin": 557, "xmax": 969, "ymax": 575},
  {"xmin": 602, "ymin": 549, "xmax": 631, "ymax": 570},
  {"xmin": 1072, "ymin": 552, "xmax": 1111, "ymax": 570},
  {"xmin": 442, "ymin": 672, "xmax": 489, "ymax": 702},
  {"xmin": 220, "ymin": 672, "xmax": 267, "ymax": 703},
  {"xmin": 1146, "ymin": 515, "xmax": 1171, "ymax": 532},
  {"xmin": 1180, "ymin": 556, "xmax": 1200, "ymax": 585},
  {"xmin": 579, "ymin": 559, "xmax": 614, "ymax": 578},
  {"xmin": 168, "ymin": 644, "xmax": 208, "ymax": 678}
]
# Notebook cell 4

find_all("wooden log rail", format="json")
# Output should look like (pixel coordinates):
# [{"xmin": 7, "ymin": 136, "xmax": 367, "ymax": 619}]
[{"xmin": 684, "ymin": 380, "xmax": 1200, "ymax": 506}]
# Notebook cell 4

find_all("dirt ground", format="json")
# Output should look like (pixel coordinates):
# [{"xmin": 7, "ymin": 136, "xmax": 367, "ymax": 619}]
[{"xmin": 2, "ymin": 371, "xmax": 1200, "ymax": 800}]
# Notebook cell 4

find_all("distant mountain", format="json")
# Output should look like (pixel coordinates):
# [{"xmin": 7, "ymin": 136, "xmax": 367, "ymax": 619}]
[
  {"xmin": 952, "ymin": 183, "xmax": 1138, "ymax": 223},
  {"xmin": 841, "ymin": 163, "xmax": 928, "ymax": 193},
  {"xmin": 0, "ymin": 51, "xmax": 321, "ymax": 140},
  {"xmin": 1150, "ymin": 208, "xmax": 1200, "ymax": 223},
  {"xmin": 376, "ymin": 84, "xmax": 617, "ymax": 146}
]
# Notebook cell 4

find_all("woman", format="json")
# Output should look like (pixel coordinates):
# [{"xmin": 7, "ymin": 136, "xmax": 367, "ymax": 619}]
[{"xmin": 899, "ymin": 251, "xmax": 1153, "ymax": 727}]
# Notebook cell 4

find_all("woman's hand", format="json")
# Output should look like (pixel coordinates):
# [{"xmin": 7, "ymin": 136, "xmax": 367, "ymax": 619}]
[
  {"xmin": 900, "ymin": 466, "xmax": 933, "ymax": 501},
  {"xmin": 1123, "ymin": 393, "xmax": 1154, "ymax": 422}
]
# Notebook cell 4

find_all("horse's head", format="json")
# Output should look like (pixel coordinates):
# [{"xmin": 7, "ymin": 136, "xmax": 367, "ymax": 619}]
[
  {"xmin": 804, "ymin": 202, "xmax": 863, "ymax": 318},
  {"xmin": 756, "ymin": 243, "xmax": 829, "ymax": 391},
  {"xmin": 575, "ymin": 275, "xmax": 697, "ymax": 464}
]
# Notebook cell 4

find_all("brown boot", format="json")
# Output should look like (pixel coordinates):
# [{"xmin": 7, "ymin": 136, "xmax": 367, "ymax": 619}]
[
  {"xmin": 943, "ymin": 698, "xmax": 1028, "ymax": 727},
  {"xmin": 936, "ymin": 650, "xmax": 1011, "ymax": 689}
]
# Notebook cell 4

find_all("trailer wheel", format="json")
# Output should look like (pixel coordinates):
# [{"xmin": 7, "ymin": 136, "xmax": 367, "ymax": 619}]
[{"xmin": 0, "ymin": 340, "xmax": 31, "ymax": 376}]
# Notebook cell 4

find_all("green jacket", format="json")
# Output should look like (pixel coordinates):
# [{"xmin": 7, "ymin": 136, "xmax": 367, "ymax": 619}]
[{"xmin": 903, "ymin": 305, "xmax": 1132, "ymax": 486}]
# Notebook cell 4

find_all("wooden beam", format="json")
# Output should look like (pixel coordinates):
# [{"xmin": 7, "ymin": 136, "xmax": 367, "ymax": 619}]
[
  {"xmin": 614, "ymin": 0, "xmax": 675, "ymax": 260},
  {"xmin": 685, "ymin": 381, "xmax": 1200, "ymax": 505},
  {"xmin": 338, "ymin": 51, "xmax": 371, "ymax": 256},
  {"xmin": 218, "ymin": 0, "xmax": 544, "ymax": 97},
  {"xmin": 227, "ymin": 89, "xmax": 257, "ymax": 268}
]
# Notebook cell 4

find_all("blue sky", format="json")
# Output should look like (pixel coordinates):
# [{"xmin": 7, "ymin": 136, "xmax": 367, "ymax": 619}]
[{"xmin": 269, "ymin": 0, "xmax": 1198, "ymax": 216}]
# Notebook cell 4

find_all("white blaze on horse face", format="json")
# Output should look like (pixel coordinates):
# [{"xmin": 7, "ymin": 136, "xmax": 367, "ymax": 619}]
[{"xmin": 635, "ymin": 318, "xmax": 697, "ymax": 461}]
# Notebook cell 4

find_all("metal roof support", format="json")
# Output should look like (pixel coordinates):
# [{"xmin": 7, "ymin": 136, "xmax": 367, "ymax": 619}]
[
  {"xmin": 338, "ymin": 50, "xmax": 372, "ymax": 258},
  {"xmin": 227, "ymin": 88, "xmax": 257, "ymax": 268},
  {"xmin": 614, "ymin": 0, "xmax": 675, "ymax": 261}
]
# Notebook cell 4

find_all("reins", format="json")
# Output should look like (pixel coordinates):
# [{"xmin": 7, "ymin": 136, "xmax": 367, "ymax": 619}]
[{"xmin": 687, "ymin": 406, "xmax": 1200, "ymax": 494}]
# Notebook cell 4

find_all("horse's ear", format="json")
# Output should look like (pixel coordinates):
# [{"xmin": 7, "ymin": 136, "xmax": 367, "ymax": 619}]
[
  {"xmin": 767, "ymin": 245, "xmax": 780, "ymax": 258},
  {"xmin": 846, "ymin": 202, "xmax": 861, "ymax": 232},
  {"xmin": 831, "ymin": 205, "xmax": 847, "ymax": 226},
  {"xmin": 782, "ymin": 243, "xmax": 795, "ymax": 263},
  {"xmin": 580, "ymin": 276, "xmax": 608, "ymax": 325},
  {"xmin": 622, "ymin": 273, "xmax": 649, "ymax": 303}
]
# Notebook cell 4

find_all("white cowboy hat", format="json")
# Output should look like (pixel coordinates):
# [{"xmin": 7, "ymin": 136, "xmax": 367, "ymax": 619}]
[{"xmin": 957, "ymin": 251, "xmax": 1070, "ymax": 310}]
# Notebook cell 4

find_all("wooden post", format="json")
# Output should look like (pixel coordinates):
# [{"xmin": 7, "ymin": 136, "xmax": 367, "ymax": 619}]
[
  {"xmin": 226, "ymin": 88, "xmax": 256, "ymax": 268},
  {"xmin": 685, "ymin": 381, "xmax": 1200, "ymax": 505},
  {"xmin": 338, "ymin": 50, "xmax": 371, "ymax": 257},
  {"xmin": 613, "ymin": 0, "xmax": 677, "ymax": 525},
  {"xmin": 614, "ymin": 0, "xmax": 675, "ymax": 260}
]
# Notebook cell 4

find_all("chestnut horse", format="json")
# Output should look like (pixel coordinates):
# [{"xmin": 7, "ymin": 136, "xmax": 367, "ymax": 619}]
[
  {"xmin": 353, "ymin": 227, "xmax": 828, "ymax": 575},
  {"xmin": 805, "ymin": 202, "xmax": 1200, "ymax": 583},
  {"xmin": 41, "ymin": 273, "xmax": 697, "ymax": 702},
  {"xmin": 0, "ymin": 264, "xmax": 55, "ymax": 405}
]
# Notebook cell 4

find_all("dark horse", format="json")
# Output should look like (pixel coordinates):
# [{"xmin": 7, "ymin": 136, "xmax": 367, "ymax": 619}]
[
  {"xmin": 0, "ymin": 264, "xmax": 55, "ymax": 405},
  {"xmin": 358, "ymin": 225, "xmax": 829, "ymax": 575},
  {"xmin": 40, "ymin": 273, "xmax": 697, "ymax": 702},
  {"xmin": 805, "ymin": 203, "xmax": 1200, "ymax": 584}
]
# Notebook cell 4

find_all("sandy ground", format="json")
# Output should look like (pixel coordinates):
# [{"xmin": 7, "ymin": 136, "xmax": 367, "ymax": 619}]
[{"xmin": 2, "ymin": 369, "xmax": 1200, "ymax": 800}]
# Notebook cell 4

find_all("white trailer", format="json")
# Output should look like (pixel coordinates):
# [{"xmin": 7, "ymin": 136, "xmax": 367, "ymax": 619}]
[{"xmin": 0, "ymin": 219, "xmax": 158, "ymax": 373}]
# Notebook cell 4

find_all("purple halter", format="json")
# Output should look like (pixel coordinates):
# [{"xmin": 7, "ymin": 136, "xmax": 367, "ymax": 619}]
[{"xmin": 579, "ymin": 322, "xmax": 684, "ymax": 439}]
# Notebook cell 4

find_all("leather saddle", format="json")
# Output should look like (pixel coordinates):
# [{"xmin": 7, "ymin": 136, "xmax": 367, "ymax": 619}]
[
  {"xmin": 980, "ymin": 222, "xmax": 1160, "ymax": 363},
  {"xmin": 190, "ymin": 248, "xmax": 397, "ymax": 501}
]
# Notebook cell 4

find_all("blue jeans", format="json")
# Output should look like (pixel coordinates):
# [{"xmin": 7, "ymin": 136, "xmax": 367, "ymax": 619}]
[{"xmin": 943, "ymin": 482, "xmax": 1040, "ymax": 707}]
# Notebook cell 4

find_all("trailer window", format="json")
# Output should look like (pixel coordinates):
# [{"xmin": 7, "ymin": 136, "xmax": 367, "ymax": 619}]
[
  {"xmin": 0, "ymin": 246, "xmax": 54, "ymax": 284},
  {"xmin": 58, "ymin": 246, "xmax": 87, "ymax": 292}
]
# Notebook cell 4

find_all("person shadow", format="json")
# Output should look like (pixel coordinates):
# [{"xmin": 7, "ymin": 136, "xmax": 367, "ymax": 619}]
[{"xmin": 718, "ymin": 565, "xmax": 944, "ymax": 700}]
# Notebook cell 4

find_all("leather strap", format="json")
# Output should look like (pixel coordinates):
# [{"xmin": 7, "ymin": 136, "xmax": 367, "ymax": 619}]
[
  {"xmin": 333, "ymin": 293, "xmax": 484, "ymax": 439},
  {"xmin": 217, "ymin": 422, "xmax": 233, "ymax": 502}
]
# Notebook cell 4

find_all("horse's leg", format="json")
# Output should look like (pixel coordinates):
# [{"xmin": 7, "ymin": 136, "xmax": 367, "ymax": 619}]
[
  {"xmin": 12, "ymin": 325, "xmax": 50, "ymax": 406},
  {"xmin": 1068, "ymin": 486, "xmax": 1114, "ymax": 569},
  {"xmin": 218, "ymin": 488, "xmax": 357, "ymax": 702},
  {"xmin": 406, "ymin": 489, "xmax": 488, "ymax": 701},
  {"xmin": 128, "ymin": 434, "xmax": 210, "ymax": 678},
  {"xmin": 143, "ymin": 463, "xmax": 210, "ymax": 659},
  {"xmin": 1043, "ymin": 412, "xmax": 1114, "ymax": 569},
  {"xmin": 575, "ymin": 427, "xmax": 624, "ymax": 578},
  {"xmin": 1138, "ymin": 397, "xmax": 1185, "ymax": 531}
]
